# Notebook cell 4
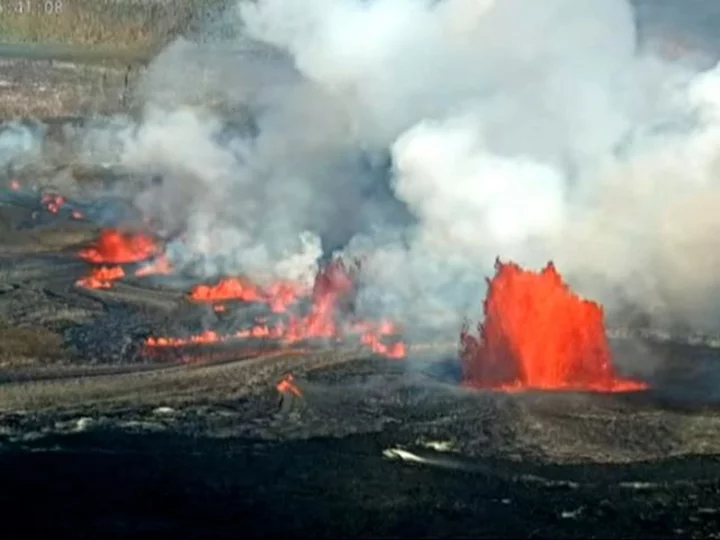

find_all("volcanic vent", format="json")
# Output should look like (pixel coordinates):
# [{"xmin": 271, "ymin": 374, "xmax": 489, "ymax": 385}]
[
  {"xmin": 75, "ymin": 228, "xmax": 171, "ymax": 288},
  {"xmin": 72, "ymin": 225, "xmax": 407, "ymax": 361},
  {"xmin": 461, "ymin": 260, "xmax": 648, "ymax": 392}
]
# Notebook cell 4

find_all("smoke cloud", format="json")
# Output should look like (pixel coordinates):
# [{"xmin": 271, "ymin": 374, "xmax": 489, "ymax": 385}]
[
  {"xmin": 19, "ymin": 0, "xmax": 720, "ymax": 335},
  {"xmin": 0, "ymin": 121, "xmax": 45, "ymax": 170},
  {"xmin": 234, "ymin": 0, "xmax": 720, "ymax": 332}
]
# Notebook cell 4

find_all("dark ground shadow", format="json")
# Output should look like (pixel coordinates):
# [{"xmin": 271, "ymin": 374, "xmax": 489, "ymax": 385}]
[{"xmin": 1, "ymin": 429, "xmax": 720, "ymax": 539}]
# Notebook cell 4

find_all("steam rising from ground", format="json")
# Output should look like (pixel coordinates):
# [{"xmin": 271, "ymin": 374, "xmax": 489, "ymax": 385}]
[
  {"xmin": 0, "ymin": 121, "xmax": 45, "ymax": 169},
  {"xmin": 235, "ymin": 0, "xmax": 720, "ymax": 332},
  {"xmin": 5, "ymin": 0, "xmax": 720, "ymax": 334}
]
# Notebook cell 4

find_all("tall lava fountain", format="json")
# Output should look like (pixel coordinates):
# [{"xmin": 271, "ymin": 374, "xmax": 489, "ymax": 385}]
[{"xmin": 461, "ymin": 260, "xmax": 647, "ymax": 392}]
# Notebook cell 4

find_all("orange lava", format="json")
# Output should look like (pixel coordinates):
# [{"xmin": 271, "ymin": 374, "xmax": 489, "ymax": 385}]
[
  {"xmin": 146, "ymin": 260, "xmax": 407, "ymax": 359},
  {"xmin": 354, "ymin": 319, "xmax": 407, "ymax": 359},
  {"xmin": 76, "ymin": 265, "xmax": 125, "ymax": 289},
  {"xmin": 189, "ymin": 277, "xmax": 305, "ymax": 313},
  {"xmin": 265, "ymin": 281, "xmax": 306, "ymax": 313},
  {"xmin": 76, "ymin": 258, "xmax": 171, "ymax": 290},
  {"xmin": 78, "ymin": 229, "xmax": 159, "ymax": 264},
  {"xmin": 9, "ymin": 179, "xmax": 19, "ymax": 190},
  {"xmin": 289, "ymin": 261, "xmax": 349, "ymax": 339},
  {"xmin": 41, "ymin": 193, "xmax": 65, "ymax": 214},
  {"xmin": 460, "ymin": 260, "xmax": 647, "ymax": 392},
  {"xmin": 190, "ymin": 277, "xmax": 265, "ymax": 304},
  {"xmin": 276, "ymin": 374, "xmax": 303, "ymax": 397}
]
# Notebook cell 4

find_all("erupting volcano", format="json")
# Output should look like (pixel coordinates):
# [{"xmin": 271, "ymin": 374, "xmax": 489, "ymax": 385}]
[{"xmin": 461, "ymin": 260, "xmax": 647, "ymax": 392}]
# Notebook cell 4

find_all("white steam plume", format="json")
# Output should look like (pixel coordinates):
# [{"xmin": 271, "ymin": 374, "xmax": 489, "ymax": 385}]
[
  {"xmin": 0, "ymin": 121, "xmax": 45, "ymax": 170},
  {"xmin": 237, "ymin": 0, "xmax": 720, "ymax": 332},
  {"xmin": 77, "ymin": 0, "xmax": 720, "ymax": 335}
]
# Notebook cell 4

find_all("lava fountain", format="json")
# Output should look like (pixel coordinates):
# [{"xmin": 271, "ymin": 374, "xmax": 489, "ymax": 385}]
[
  {"xmin": 75, "ymin": 228, "xmax": 172, "ymax": 289},
  {"xmin": 77, "ymin": 228, "xmax": 159, "ymax": 264},
  {"xmin": 460, "ymin": 260, "xmax": 647, "ymax": 392}
]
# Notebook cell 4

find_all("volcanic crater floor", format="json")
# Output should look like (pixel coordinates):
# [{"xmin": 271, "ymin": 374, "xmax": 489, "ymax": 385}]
[{"xmin": 1, "ymin": 180, "xmax": 720, "ymax": 538}]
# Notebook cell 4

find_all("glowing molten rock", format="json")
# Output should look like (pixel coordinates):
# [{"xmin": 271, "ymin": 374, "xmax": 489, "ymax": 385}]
[
  {"xmin": 41, "ymin": 193, "xmax": 66, "ymax": 214},
  {"xmin": 460, "ymin": 260, "xmax": 647, "ymax": 392},
  {"xmin": 276, "ymin": 374, "xmax": 303, "ymax": 397},
  {"xmin": 190, "ymin": 277, "xmax": 265, "ymax": 303},
  {"xmin": 189, "ymin": 277, "xmax": 303, "ymax": 313},
  {"xmin": 78, "ymin": 229, "xmax": 159, "ymax": 264},
  {"xmin": 146, "ymin": 260, "xmax": 407, "ymax": 360},
  {"xmin": 75, "ymin": 265, "xmax": 125, "ymax": 289}
]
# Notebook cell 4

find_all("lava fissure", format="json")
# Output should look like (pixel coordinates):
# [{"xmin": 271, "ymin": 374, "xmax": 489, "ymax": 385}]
[
  {"xmin": 145, "ymin": 260, "xmax": 406, "ymax": 359},
  {"xmin": 188, "ymin": 277, "xmax": 304, "ymax": 313},
  {"xmin": 73, "ymin": 228, "xmax": 405, "ymax": 359},
  {"xmin": 78, "ymin": 228, "xmax": 160, "ymax": 265},
  {"xmin": 75, "ymin": 228, "xmax": 172, "ymax": 289},
  {"xmin": 461, "ymin": 259, "xmax": 647, "ymax": 392}
]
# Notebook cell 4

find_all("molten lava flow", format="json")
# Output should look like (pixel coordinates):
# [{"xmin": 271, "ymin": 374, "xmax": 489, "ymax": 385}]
[
  {"xmin": 74, "ymin": 231, "xmax": 170, "ymax": 290},
  {"xmin": 276, "ymin": 374, "xmax": 302, "ymax": 397},
  {"xmin": 76, "ymin": 254, "xmax": 171, "ymax": 290},
  {"xmin": 76, "ymin": 266, "xmax": 125, "ymax": 289},
  {"xmin": 460, "ymin": 260, "xmax": 647, "ymax": 392},
  {"xmin": 189, "ymin": 277, "xmax": 265, "ymax": 304},
  {"xmin": 41, "ymin": 193, "xmax": 65, "ymax": 214},
  {"xmin": 9, "ymin": 179, "xmax": 19, "ymax": 190},
  {"xmin": 189, "ymin": 277, "xmax": 305, "ymax": 313},
  {"xmin": 146, "ymin": 329, "xmax": 225, "ymax": 347},
  {"xmin": 145, "ymin": 259, "xmax": 407, "ymax": 359},
  {"xmin": 362, "ymin": 334, "xmax": 406, "ymax": 359},
  {"xmin": 283, "ymin": 260, "xmax": 356, "ymax": 342},
  {"xmin": 353, "ymin": 319, "xmax": 407, "ymax": 359},
  {"xmin": 265, "ymin": 281, "xmax": 305, "ymax": 313},
  {"xmin": 78, "ymin": 229, "xmax": 159, "ymax": 264}
]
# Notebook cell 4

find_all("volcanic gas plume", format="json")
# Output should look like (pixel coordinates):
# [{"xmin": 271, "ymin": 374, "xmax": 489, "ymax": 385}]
[
  {"xmin": 460, "ymin": 260, "xmax": 647, "ymax": 392},
  {"xmin": 17, "ymin": 0, "xmax": 720, "ymax": 351}
]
